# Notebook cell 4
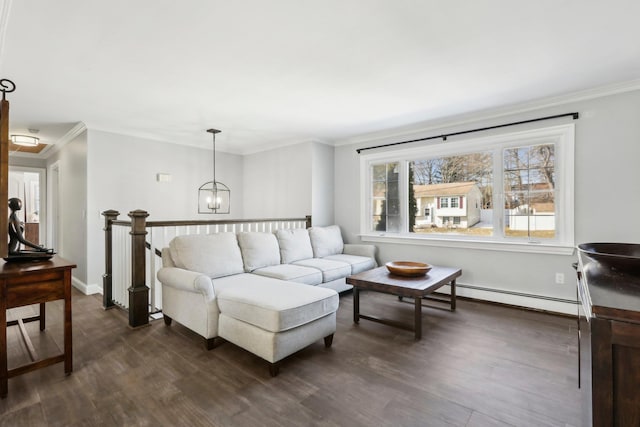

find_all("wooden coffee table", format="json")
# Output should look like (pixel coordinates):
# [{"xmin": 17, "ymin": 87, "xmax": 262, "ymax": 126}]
[{"xmin": 346, "ymin": 265, "xmax": 462, "ymax": 340}]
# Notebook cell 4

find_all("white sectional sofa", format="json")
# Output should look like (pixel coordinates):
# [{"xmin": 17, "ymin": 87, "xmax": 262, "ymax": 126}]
[{"xmin": 157, "ymin": 225, "xmax": 376, "ymax": 375}]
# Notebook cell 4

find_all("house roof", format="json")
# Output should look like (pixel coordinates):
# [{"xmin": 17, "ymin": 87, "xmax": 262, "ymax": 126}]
[{"xmin": 414, "ymin": 182, "xmax": 479, "ymax": 197}]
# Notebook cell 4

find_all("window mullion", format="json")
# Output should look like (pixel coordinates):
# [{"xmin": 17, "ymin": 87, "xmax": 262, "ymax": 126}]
[
  {"xmin": 400, "ymin": 160, "xmax": 409, "ymax": 233},
  {"xmin": 493, "ymin": 147, "xmax": 503, "ymax": 237}
]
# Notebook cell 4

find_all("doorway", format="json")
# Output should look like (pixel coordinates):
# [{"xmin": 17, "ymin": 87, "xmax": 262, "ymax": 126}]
[{"xmin": 8, "ymin": 166, "xmax": 46, "ymax": 246}]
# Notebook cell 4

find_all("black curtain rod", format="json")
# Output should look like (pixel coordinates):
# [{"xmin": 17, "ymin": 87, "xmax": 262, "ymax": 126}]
[{"xmin": 356, "ymin": 112, "xmax": 579, "ymax": 154}]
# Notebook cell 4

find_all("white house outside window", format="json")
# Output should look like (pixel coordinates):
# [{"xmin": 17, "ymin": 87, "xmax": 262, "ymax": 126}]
[{"xmin": 360, "ymin": 124, "xmax": 575, "ymax": 254}]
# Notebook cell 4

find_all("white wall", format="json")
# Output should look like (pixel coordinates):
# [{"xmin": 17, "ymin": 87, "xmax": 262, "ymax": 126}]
[
  {"xmin": 9, "ymin": 155, "xmax": 46, "ymax": 169},
  {"xmin": 335, "ymin": 89, "xmax": 640, "ymax": 314},
  {"xmin": 311, "ymin": 142, "xmax": 335, "ymax": 226},
  {"xmin": 45, "ymin": 130, "xmax": 88, "ymax": 285},
  {"xmin": 85, "ymin": 129, "xmax": 244, "ymax": 291},
  {"xmin": 243, "ymin": 143, "xmax": 312, "ymax": 218}
]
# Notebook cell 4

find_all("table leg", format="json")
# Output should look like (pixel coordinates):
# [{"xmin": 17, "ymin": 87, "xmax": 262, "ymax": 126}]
[
  {"xmin": 39, "ymin": 303, "xmax": 46, "ymax": 331},
  {"xmin": 1, "ymin": 281, "xmax": 7, "ymax": 398},
  {"xmin": 451, "ymin": 279, "xmax": 457, "ymax": 311},
  {"xmin": 64, "ymin": 270, "xmax": 73, "ymax": 375},
  {"xmin": 353, "ymin": 287, "xmax": 360, "ymax": 324},
  {"xmin": 414, "ymin": 296, "xmax": 422, "ymax": 340}
]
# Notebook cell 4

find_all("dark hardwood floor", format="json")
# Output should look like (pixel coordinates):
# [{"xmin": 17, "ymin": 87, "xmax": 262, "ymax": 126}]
[{"xmin": 1, "ymin": 288, "xmax": 581, "ymax": 426}]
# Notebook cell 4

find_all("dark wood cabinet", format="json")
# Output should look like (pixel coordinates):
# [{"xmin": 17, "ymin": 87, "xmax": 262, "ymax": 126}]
[{"xmin": 577, "ymin": 254, "xmax": 640, "ymax": 426}]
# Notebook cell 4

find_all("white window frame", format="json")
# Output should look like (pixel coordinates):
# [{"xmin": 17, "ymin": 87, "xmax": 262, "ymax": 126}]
[{"xmin": 359, "ymin": 124, "xmax": 575, "ymax": 255}]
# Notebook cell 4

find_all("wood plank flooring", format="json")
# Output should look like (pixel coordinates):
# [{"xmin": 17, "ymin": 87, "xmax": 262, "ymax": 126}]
[{"xmin": 0, "ymin": 289, "xmax": 581, "ymax": 426}]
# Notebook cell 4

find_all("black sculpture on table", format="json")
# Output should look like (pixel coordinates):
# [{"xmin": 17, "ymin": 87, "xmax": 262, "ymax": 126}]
[{"xmin": 7, "ymin": 197, "xmax": 54, "ymax": 260}]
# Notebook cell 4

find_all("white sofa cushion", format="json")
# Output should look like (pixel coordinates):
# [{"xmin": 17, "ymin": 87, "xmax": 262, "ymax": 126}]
[
  {"xmin": 323, "ymin": 254, "xmax": 376, "ymax": 274},
  {"xmin": 237, "ymin": 232, "xmax": 281, "ymax": 272},
  {"xmin": 308, "ymin": 225, "xmax": 344, "ymax": 258},
  {"xmin": 169, "ymin": 233, "xmax": 244, "ymax": 279},
  {"xmin": 215, "ymin": 275, "xmax": 339, "ymax": 333},
  {"xmin": 219, "ymin": 312, "xmax": 336, "ymax": 363},
  {"xmin": 252, "ymin": 264, "xmax": 323, "ymax": 285},
  {"xmin": 275, "ymin": 228, "xmax": 314, "ymax": 263},
  {"xmin": 293, "ymin": 258, "xmax": 351, "ymax": 282}
]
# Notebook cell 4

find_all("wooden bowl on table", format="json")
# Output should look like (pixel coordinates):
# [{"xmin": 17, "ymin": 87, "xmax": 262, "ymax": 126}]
[{"xmin": 385, "ymin": 261, "xmax": 431, "ymax": 277}]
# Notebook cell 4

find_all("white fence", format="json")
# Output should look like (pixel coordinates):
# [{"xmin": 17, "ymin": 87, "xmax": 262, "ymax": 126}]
[{"xmin": 506, "ymin": 213, "xmax": 555, "ymax": 231}]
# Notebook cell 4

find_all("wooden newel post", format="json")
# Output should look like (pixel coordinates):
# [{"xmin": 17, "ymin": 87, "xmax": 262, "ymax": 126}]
[
  {"xmin": 128, "ymin": 209, "xmax": 150, "ymax": 328},
  {"xmin": 0, "ymin": 79, "xmax": 15, "ymax": 259},
  {"xmin": 101, "ymin": 210, "xmax": 119, "ymax": 309}
]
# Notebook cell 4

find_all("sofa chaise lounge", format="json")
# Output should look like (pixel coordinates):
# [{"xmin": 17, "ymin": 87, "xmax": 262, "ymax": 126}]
[{"xmin": 157, "ymin": 225, "xmax": 377, "ymax": 375}]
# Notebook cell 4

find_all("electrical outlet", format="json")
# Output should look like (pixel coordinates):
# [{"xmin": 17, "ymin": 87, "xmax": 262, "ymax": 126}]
[{"xmin": 555, "ymin": 273, "xmax": 565, "ymax": 284}]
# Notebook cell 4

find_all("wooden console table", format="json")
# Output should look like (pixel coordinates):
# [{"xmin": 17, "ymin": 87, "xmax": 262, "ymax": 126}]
[{"xmin": 0, "ymin": 256, "xmax": 76, "ymax": 398}]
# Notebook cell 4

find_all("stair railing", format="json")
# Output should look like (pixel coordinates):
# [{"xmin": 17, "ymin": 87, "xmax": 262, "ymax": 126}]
[{"xmin": 102, "ymin": 210, "xmax": 311, "ymax": 328}]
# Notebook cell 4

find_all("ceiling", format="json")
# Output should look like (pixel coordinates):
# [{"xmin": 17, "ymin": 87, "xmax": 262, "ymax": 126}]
[{"xmin": 1, "ymin": 0, "xmax": 640, "ymax": 156}]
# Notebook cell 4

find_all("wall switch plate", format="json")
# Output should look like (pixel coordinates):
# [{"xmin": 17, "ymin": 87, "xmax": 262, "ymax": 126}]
[{"xmin": 555, "ymin": 273, "xmax": 565, "ymax": 284}]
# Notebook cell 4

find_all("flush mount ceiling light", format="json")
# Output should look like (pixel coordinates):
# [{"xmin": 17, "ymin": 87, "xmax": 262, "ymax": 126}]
[
  {"xmin": 198, "ymin": 128, "xmax": 230, "ymax": 214},
  {"xmin": 10, "ymin": 134, "xmax": 39, "ymax": 147}
]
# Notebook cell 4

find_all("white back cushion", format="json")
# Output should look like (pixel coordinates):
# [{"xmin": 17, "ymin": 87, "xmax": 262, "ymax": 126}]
[
  {"xmin": 275, "ymin": 228, "xmax": 314, "ymax": 263},
  {"xmin": 308, "ymin": 225, "xmax": 344, "ymax": 258},
  {"xmin": 237, "ymin": 232, "xmax": 281, "ymax": 272},
  {"xmin": 169, "ymin": 233, "xmax": 244, "ymax": 278}
]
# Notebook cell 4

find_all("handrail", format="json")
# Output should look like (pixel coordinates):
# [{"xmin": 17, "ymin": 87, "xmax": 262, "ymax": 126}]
[
  {"xmin": 145, "ymin": 216, "xmax": 311, "ymax": 228},
  {"xmin": 102, "ymin": 210, "xmax": 312, "ymax": 329}
]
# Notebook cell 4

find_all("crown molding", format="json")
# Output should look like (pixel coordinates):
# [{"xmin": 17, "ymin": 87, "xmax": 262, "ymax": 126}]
[
  {"xmin": 334, "ymin": 78, "xmax": 640, "ymax": 147},
  {"xmin": 43, "ymin": 122, "xmax": 87, "ymax": 158},
  {"xmin": 241, "ymin": 138, "xmax": 332, "ymax": 156},
  {"xmin": 58, "ymin": 121, "xmax": 88, "ymax": 145}
]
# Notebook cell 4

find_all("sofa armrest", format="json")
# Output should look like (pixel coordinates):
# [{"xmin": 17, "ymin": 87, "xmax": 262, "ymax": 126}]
[
  {"xmin": 157, "ymin": 267, "xmax": 215, "ymax": 301},
  {"xmin": 343, "ymin": 244, "xmax": 378, "ymax": 266}
]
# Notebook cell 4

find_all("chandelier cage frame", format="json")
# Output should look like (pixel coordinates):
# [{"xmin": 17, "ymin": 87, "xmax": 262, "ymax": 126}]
[{"xmin": 198, "ymin": 128, "xmax": 230, "ymax": 214}]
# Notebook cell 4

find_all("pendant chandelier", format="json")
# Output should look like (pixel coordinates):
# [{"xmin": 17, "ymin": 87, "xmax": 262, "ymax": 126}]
[{"xmin": 198, "ymin": 128, "xmax": 230, "ymax": 214}]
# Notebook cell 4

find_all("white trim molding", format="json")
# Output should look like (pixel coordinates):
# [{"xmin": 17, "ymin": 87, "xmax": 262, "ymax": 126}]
[
  {"xmin": 359, "ymin": 123, "xmax": 575, "ymax": 253},
  {"xmin": 335, "ymin": 79, "xmax": 640, "ymax": 148},
  {"xmin": 452, "ymin": 282, "xmax": 577, "ymax": 316},
  {"xmin": 72, "ymin": 276, "xmax": 102, "ymax": 295},
  {"xmin": 360, "ymin": 233, "xmax": 575, "ymax": 256}
]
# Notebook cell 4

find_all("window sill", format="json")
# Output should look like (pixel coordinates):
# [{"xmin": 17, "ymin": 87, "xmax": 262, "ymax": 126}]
[{"xmin": 359, "ymin": 233, "xmax": 575, "ymax": 255}]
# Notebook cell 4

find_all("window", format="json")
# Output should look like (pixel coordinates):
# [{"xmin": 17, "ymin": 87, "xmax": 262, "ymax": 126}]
[
  {"xmin": 503, "ymin": 144, "xmax": 555, "ymax": 239},
  {"xmin": 361, "ymin": 124, "xmax": 575, "ymax": 253},
  {"xmin": 371, "ymin": 162, "xmax": 400, "ymax": 232}
]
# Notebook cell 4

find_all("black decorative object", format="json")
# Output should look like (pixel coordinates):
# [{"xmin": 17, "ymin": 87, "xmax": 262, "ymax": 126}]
[
  {"xmin": 5, "ymin": 197, "xmax": 54, "ymax": 261},
  {"xmin": 0, "ymin": 79, "xmax": 16, "ymax": 101}
]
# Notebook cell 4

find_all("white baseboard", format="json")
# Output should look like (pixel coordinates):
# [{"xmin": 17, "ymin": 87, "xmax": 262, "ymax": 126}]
[
  {"xmin": 72, "ymin": 277, "xmax": 102, "ymax": 295},
  {"xmin": 440, "ymin": 282, "xmax": 577, "ymax": 316}
]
